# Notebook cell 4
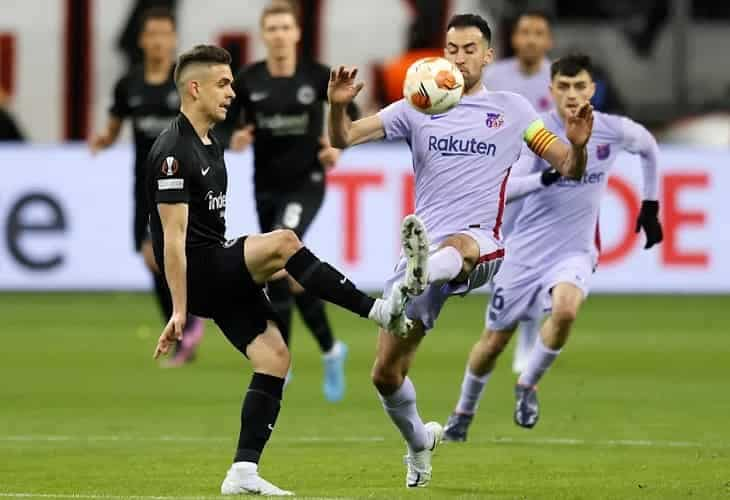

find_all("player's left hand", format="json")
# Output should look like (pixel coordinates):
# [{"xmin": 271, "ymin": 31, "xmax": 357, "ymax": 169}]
[
  {"xmin": 318, "ymin": 137, "xmax": 341, "ymax": 170},
  {"xmin": 566, "ymin": 102, "xmax": 594, "ymax": 148},
  {"xmin": 153, "ymin": 313, "xmax": 185, "ymax": 359},
  {"xmin": 635, "ymin": 200, "xmax": 663, "ymax": 249}
]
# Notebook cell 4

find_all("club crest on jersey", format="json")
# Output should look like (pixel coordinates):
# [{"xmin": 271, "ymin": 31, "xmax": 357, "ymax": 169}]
[
  {"xmin": 297, "ymin": 85, "xmax": 316, "ymax": 105},
  {"xmin": 485, "ymin": 113, "xmax": 504, "ymax": 129},
  {"xmin": 596, "ymin": 144, "xmax": 611, "ymax": 160},
  {"xmin": 162, "ymin": 156, "xmax": 179, "ymax": 176}
]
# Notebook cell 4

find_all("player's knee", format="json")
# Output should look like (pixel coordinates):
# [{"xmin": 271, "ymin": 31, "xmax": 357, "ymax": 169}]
[
  {"xmin": 268, "ymin": 342, "xmax": 291, "ymax": 373},
  {"xmin": 272, "ymin": 229, "xmax": 302, "ymax": 261},
  {"xmin": 371, "ymin": 364, "xmax": 402, "ymax": 395},
  {"xmin": 551, "ymin": 305, "xmax": 578, "ymax": 328}
]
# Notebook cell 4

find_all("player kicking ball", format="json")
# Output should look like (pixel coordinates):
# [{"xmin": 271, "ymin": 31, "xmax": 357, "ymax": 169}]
[
  {"xmin": 147, "ymin": 45, "xmax": 409, "ymax": 496},
  {"xmin": 328, "ymin": 14, "xmax": 593, "ymax": 488},
  {"xmin": 443, "ymin": 54, "xmax": 662, "ymax": 441}
]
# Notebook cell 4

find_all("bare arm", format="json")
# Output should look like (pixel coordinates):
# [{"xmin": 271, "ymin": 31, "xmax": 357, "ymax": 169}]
[
  {"xmin": 328, "ymin": 109, "xmax": 385, "ymax": 148},
  {"xmin": 541, "ymin": 140, "xmax": 588, "ymax": 180},
  {"xmin": 158, "ymin": 203, "xmax": 188, "ymax": 317},
  {"xmin": 89, "ymin": 116, "xmax": 123, "ymax": 154},
  {"xmin": 526, "ymin": 103, "xmax": 593, "ymax": 180},
  {"xmin": 327, "ymin": 66, "xmax": 385, "ymax": 148},
  {"xmin": 153, "ymin": 202, "xmax": 188, "ymax": 359}
]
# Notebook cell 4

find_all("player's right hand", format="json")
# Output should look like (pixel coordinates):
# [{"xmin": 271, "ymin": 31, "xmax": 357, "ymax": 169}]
[
  {"xmin": 230, "ymin": 125, "xmax": 255, "ymax": 151},
  {"xmin": 153, "ymin": 312, "xmax": 186, "ymax": 359},
  {"xmin": 88, "ymin": 135, "xmax": 109, "ymax": 155},
  {"xmin": 328, "ymin": 66, "xmax": 365, "ymax": 106}
]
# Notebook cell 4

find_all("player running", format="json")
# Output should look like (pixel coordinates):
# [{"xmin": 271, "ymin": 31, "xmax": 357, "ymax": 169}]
[
  {"xmin": 89, "ymin": 8, "xmax": 205, "ymax": 366},
  {"xmin": 147, "ymin": 45, "xmax": 408, "ymax": 496},
  {"xmin": 483, "ymin": 10, "xmax": 556, "ymax": 373},
  {"xmin": 327, "ymin": 15, "xmax": 593, "ymax": 488},
  {"xmin": 220, "ymin": 2, "xmax": 354, "ymax": 402},
  {"xmin": 443, "ymin": 54, "xmax": 662, "ymax": 440}
]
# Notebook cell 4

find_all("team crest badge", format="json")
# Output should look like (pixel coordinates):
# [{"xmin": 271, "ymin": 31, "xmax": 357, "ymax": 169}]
[
  {"xmin": 485, "ymin": 112, "xmax": 504, "ymax": 129},
  {"xmin": 596, "ymin": 144, "xmax": 611, "ymax": 160},
  {"xmin": 297, "ymin": 85, "xmax": 316, "ymax": 105},
  {"xmin": 162, "ymin": 156, "xmax": 179, "ymax": 176}
]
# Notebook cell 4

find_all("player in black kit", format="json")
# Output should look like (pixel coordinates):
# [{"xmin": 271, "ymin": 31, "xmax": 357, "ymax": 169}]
[
  {"xmin": 89, "ymin": 8, "xmax": 204, "ymax": 366},
  {"xmin": 147, "ymin": 45, "xmax": 408, "ymax": 496},
  {"xmin": 220, "ymin": 1, "xmax": 356, "ymax": 401}
]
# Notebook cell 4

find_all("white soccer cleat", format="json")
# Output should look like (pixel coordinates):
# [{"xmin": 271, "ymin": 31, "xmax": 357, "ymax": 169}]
[
  {"xmin": 401, "ymin": 214, "xmax": 429, "ymax": 296},
  {"xmin": 221, "ymin": 462, "xmax": 293, "ymax": 496},
  {"xmin": 404, "ymin": 421, "xmax": 443, "ymax": 488},
  {"xmin": 370, "ymin": 282, "xmax": 412, "ymax": 336}
]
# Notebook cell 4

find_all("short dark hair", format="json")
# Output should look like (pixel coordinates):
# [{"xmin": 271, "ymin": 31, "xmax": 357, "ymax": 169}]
[
  {"xmin": 515, "ymin": 10, "xmax": 553, "ymax": 28},
  {"xmin": 140, "ymin": 7, "xmax": 176, "ymax": 31},
  {"xmin": 174, "ymin": 45, "xmax": 232, "ymax": 86},
  {"xmin": 447, "ymin": 14, "xmax": 492, "ymax": 45},
  {"xmin": 260, "ymin": 1, "xmax": 300, "ymax": 27},
  {"xmin": 551, "ymin": 53, "xmax": 594, "ymax": 80}
]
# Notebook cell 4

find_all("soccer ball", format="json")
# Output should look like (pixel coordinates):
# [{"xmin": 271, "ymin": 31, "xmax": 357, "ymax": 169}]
[{"xmin": 403, "ymin": 57, "xmax": 464, "ymax": 115}]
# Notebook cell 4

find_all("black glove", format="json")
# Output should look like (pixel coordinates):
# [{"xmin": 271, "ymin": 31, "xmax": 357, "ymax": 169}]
[
  {"xmin": 540, "ymin": 168, "xmax": 562, "ymax": 186},
  {"xmin": 635, "ymin": 200, "xmax": 663, "ymax": 249}
]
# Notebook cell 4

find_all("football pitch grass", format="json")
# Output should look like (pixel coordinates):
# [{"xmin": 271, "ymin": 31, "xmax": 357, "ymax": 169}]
[{"xmin": 1, "ymin": 293, "xmax": 728, "ymax": 499}]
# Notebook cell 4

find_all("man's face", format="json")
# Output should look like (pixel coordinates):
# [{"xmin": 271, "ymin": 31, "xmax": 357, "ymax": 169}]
[
  {"xmin": 140, "ymin": 18, "xmax": 176, "ymax": 61},
  {"xmin": 261, "ymin": 13, "xmax": 300, "ymax": 58},
  {"xmin": 511, "ymin": 16, "xmax": 552, "ymax": 65},
  {"xmin": 194, "ymin": 64, "xmax": 235, "ymax": 122},
  {"xmin": 550, "ymin": 70, "xmax": 595, "ymax": 117},
  {"xmin": 444, "ymin": 27, "xmax": 493, "ymax": 90}
]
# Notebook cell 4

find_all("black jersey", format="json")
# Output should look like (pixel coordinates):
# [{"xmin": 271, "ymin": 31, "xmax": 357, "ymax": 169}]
[
  {"xmin": 146, "ymin": 114, "xmax": 228, "ymax": 265},
  {"xmin": 110, "ymin": 64, "xmax": 179, "ymax": 177},
  {"xmin": 227, "ymin": 61, "xmax": 331, "ymax": 192}
]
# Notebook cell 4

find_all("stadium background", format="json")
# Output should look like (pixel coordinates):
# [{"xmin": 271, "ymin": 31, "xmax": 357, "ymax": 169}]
[{"xmin": 1, "ymin": 1, "xmax": 729, "ymax": 498}]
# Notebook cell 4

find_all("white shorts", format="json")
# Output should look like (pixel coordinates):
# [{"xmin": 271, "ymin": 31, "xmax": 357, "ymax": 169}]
[
  {"xmin": 383, "ymin": 228, "xmax": 503, "ymax": 332},
  {"xmin": 486, "ymin": 254, "xmax": 595, "ymax": 332}
]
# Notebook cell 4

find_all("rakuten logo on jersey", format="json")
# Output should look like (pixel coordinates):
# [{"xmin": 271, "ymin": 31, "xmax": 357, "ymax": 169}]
[
  {"xmin": 556, "ymin": 171, "xmax": 605, "ymax": 187},
  {"xmin": 205, "ymin": 191, "xmax": 226, "ymax": 211},
  {"xmin": 427, "ymin": 136, "xmax": 497, "ymax": 157}
]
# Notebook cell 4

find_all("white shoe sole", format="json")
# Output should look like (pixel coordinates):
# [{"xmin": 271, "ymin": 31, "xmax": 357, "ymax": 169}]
[{"xmin": 401, "ymin": 215, "xmax": 429, "ymax": 296}]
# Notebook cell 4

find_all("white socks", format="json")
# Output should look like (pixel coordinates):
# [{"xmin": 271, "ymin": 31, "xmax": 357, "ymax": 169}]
[
  {"xmin": 518, "ymin": 335, "xmax": 562, "ymax": 387},
  {"xmin": 427, "ymin": 246, "xmax": 463, "ymax": 285},
  {"xmin": 514, "ymin": 318, "xmax": 541, "ymax": 371},
  {"xmin": 455, "ymin": 366, "xmax": 491, "ymax": 415},
  {"xmin": 378, "ymin": 377, "xmax": 428, "ymax": 452}
]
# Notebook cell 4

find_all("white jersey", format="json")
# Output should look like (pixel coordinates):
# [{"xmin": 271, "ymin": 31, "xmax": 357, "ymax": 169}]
[
  {"xmin": 378, "ymin": 86, "xmax": 546, "ymax": 243},
  {"xmin": 483, "ymin": 58, "xmax": 553, "ymax": 113},
  {"xmin": 505, "ymin": 110, "xmax": 659, "ymax": 270}
]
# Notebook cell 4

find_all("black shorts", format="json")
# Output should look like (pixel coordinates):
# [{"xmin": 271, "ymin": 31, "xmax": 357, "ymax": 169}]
[
  {"xmin": 255, "ymin": 177, "xmax": 325, "ymax": 237},
  {"xmin": 186, "ymin": 237, "xmax": 278, "ymax": 355}
]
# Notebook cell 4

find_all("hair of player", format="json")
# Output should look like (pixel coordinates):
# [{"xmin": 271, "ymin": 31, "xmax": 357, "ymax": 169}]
[
  {"xmin": 446, "ymin": 13, "xmax": 492, "ymax": 45},
  {"xmin": 260, "ymin": 1, "xmax": 301, "ymax": 27},
  {"xmin": 550, "ymin": 53, "xmax": 594, "ymax": 80},
  {"xmin": 174, "ymin": 45, "xmax": 232, "ymax": 89},
  {"xmin": 514, "ymin": 9, "xmax": 553, "ymax": 29},
  {"xmin": 140, "ymin": 6, "xmax": 176, "ymax": 31}
]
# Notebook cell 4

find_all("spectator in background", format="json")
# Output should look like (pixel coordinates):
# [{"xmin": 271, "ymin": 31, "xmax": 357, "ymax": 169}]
[
  {"xmin": 0, "ymin": 87, "xmax": 25, "ymax": 141},
  {"xmin": 118, "ymin": 0, "xmax": 177, "ymax": 67},
  {"xmin": 484, "ymin": 11, "xmax": 554, "ymax": 112}
]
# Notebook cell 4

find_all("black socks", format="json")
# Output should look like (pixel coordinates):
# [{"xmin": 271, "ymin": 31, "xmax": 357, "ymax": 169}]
[
  {"xmin": 234, "ymin": 373, "xmax": 285, "ymax": 464},
  {"xmin": 284, "ymin": 247, "xmax": 375, "ymax": 318}
]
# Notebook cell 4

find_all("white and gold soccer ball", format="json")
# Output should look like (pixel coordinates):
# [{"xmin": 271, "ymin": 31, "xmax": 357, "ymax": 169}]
[{"xmin": 403, "ymin": 57, "xmax": 464, "ymax": 115}]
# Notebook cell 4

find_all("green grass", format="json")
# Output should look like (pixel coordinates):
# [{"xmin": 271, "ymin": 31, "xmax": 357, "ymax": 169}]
[{"xmin": 1, "ymin": 293, "xmax": 729, "ymax": 499}]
